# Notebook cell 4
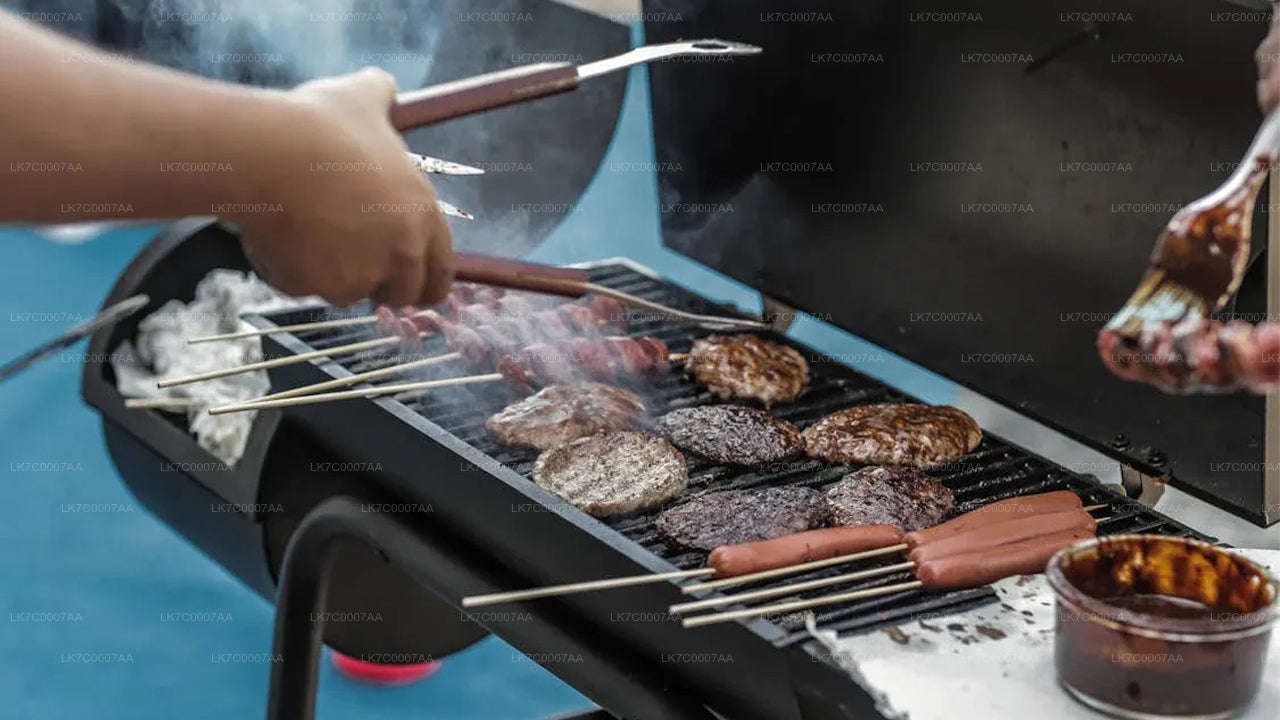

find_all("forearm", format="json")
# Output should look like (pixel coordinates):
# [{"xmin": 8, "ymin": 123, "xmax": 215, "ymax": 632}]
[{"xmin": 0, "ymin": 11, "xmax": 312, "ymax": 221}]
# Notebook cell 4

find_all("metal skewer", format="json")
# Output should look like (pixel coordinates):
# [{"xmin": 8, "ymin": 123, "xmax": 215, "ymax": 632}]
[
  {"xmin": 209, "ymin": 372, "xmax": 504, "ymax": 414},
  {"xmin": 682, "ymin": 580, "xmax": 925, "ymax": 629},
  {"xmin": 670, "ymin": 561, "xmax": 917, "ymax": 616},
  {"xmin": 158, "ymin": 333, "xmax": 419, "ymax": 388},
  {"xmin": 406, "ymin": 152, "xmax": 484, "ymax": 176},
  {"xmin": 124, "ymin": 397, "xmax": 208, "ymax": 410},
  {"xmin": 462, "ymin": 568, "xmax": 716, "ymax": 608},
  {"xmin": 187, "ymin": 315, "xmax": 378, "ymax": 344},
  {"xmin": 681, "ymin": 544, "xmax": 910, "ymax": 594},
  {"xmin": 210, "ymin": 352, "xmax": 463, "ymax": 414}
]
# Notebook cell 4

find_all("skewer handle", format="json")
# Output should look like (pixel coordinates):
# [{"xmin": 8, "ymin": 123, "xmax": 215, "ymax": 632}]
[
  {"xmin": 391, "ymin": 64, "xmax": 580, "ymax": 130},
  {"xmin": 461, "ymin": 567, "xmax": 715, "ymax": 608},
  {"xmin": 682, "ymin": 580, "xmax": 925, "ymax": 629},
  {"xmin": 454, "ymin": 253, "xmax": 590, "ymax": 298}
]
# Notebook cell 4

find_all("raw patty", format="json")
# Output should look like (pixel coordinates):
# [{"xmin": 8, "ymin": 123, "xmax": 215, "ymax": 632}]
[
  {"xmin": 485, "ymin": 382, "xmax": 647, "ymax": 450},
  {"xmin": 823, "ymin": 466, "xmax": 954, "ymax": 531},
  {"xmin": 533, "ymin": 431, "xmax": 687, "ymax": 517},
  {"xmin": 803, "ymin": 403, "xmax": 981, "ymax": 466},
  {"xmin": 684, "ymin": 334, "xmax": 810, "ymax": 406},
  {"xmin": 655, "ymin": 485, "xmax": 825, "ymax": 551},
  {"xmin": 653, "ymin": 405, "xmax": 804, "ymax": 467}
]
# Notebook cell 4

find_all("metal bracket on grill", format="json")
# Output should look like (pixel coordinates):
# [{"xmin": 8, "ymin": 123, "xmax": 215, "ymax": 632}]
[
  {"xmin": 761, "ymin": 295, "xmax": 799, "ymax": 334},
  {"xmin": 1118, "ymin": 465, "xmax": 1168, "ymax": 507}
]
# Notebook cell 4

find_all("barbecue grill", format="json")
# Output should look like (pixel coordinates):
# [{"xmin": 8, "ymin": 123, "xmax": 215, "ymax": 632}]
[
  {"xmin": 81, "ymin": 218, "xmax": 1209, "ymax": 720},
  {"xmin": 75, "ymin": 1, "xmax": 1279, "ymax": 718}
]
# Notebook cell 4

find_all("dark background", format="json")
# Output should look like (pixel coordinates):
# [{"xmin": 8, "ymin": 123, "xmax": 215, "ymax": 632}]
[{"xmin": 646, "ymin": 0, "xmax": 1276, "ymax": 524}]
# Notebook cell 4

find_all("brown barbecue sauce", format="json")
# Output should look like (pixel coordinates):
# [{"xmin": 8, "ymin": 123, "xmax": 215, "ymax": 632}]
[{"xmin": 1048, "ymin": 535, "xmax": 1277, "ymax": 718}]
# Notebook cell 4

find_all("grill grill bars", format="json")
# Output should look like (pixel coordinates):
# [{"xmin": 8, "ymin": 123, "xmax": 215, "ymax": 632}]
[{"xmin": 259, "ymin": 263, "xmax": 1208, "ymax": 642}]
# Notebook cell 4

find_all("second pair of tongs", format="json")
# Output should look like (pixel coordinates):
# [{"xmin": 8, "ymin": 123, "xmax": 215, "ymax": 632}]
[{"xmin": 388, "ymin": 39, "xmax": 762, "ymax": 131}]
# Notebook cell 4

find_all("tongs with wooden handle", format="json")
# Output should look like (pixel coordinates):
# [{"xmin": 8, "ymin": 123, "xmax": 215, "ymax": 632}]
[
  {"xmin": 455, "ymin": 254, "xmax": 770, "ymax": 332},
  {"xmin": 388, "ymin": 39, "xmax": 761, "ymax": 131}
]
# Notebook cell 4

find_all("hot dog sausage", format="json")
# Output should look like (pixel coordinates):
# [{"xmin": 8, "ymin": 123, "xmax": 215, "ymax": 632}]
[
  {"xmin": 916, "ymin": 528, "xmax": 1093, "ymax": 591},
  {"xmin": 907, "ymin": 509, "xmax": 1096, "ymax": 566},
  {"xmin": 708, "ymin": 524, "xmax": 904, "ymax": 578},
  {"xmin": 904, "ymin": 490, "xmax": 1082, "ymax": 548}
]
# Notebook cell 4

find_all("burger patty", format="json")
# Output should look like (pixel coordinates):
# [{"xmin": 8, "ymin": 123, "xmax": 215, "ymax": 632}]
[
  {"xmin": 684, "ymin": 334, "xmax": 809, "ymax": 406},
  {"xmin": 803, "ymin": 403, "xmax": 982, "ymax": 466},
  {"xmin": 485, "ymin": 382, "xmax": 647, "ymax": 450},
  {"xmin": 823, "ymin": 466, "xmax": 954, "ymax": 531},
  {"xmin": 533, "ymin": 431, "xmax": 687, "ymax": 517},
  {"xmin": 654, "ymin": 405, "xmax": 804, "ymax": 466},
  {"xmin": 655, "ymin": 486, "xmax": 824, "ymax": 551}
]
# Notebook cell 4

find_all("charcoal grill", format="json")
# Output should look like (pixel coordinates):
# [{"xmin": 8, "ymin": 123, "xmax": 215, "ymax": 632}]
[{"xmin": 81, "ymin": 220, "xmax": 1209, "ymax": 720}]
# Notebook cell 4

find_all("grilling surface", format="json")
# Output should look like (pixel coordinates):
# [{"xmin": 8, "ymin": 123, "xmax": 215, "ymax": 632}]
[{"xmin": 264, "ymin": 263, "xmax": 1210, "ymax": 643}]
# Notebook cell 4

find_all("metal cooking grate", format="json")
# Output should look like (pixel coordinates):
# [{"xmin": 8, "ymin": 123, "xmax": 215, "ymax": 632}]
[{"xmin": 263, "ymin": 263, "xmax": 1209, "ymax": 642}]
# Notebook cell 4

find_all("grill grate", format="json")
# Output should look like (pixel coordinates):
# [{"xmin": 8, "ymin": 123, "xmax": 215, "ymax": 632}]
[{"xmin": 264, "ymin": 263, "xmax": 1208, "ymax": 642}]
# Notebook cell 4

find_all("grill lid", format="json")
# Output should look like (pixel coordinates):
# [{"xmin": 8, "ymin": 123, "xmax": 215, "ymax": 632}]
[{"xmin": 644, "ymin": 0, "xmax": 1275, "ymax": 525}]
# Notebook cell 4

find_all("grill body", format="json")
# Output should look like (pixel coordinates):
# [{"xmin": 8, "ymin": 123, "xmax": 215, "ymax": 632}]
[{"xmin": 83, "ymin": 226, "xmax": 1211, "ymax": 719}]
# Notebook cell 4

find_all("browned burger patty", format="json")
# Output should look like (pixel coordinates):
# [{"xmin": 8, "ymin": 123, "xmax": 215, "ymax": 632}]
[
  {"xmin": 803, "ymin": 403, "xmax": 982, "ymax": 466},
  {"xmin": 485, "ymin": 382, "xmax": 647, "ymax": 450},
  {"xmin": 823, "ymin": 466, "xmax": 954, "ymax": 531},
  {"xmin": 654, "ymin": 405, "xmax": 804, "ymax": 467},
  {"xmin": 655, "ymin": 486, "xmax": 824, "ymax": 551},
  {"xmin": 684, "ymin": 334, "xmax": 809, "ymax": 406},
  {"xmin": 533, "ymin": 431, "xmax": 687, "ymax": 517}
]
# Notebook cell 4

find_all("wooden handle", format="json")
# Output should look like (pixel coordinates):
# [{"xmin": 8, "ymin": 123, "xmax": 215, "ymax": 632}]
[
  {"xmin": 454, "ymin": 253, "xmax": 590, "ymax": 297},
  {"xmin": 391, "ymin": 63, "xmax": 580, "ymax": 130}
]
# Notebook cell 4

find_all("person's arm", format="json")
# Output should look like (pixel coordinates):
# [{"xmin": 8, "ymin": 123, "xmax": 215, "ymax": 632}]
[
  {"xmin": 0, "ymin": 11, "xmax": 453, "ymax": 307},
  {"xmin": 1258, "ymin": 13, "xmax": 1280, "ymax": 112}
]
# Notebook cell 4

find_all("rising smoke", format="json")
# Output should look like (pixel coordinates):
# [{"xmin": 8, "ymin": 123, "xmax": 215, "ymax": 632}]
[{"xmin": 83, "ymin": 0, "xmax": 448, "ymax": 89}]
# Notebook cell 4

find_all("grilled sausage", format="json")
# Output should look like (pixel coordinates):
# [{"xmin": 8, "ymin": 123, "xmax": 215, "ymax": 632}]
[
  {"xmin": 903, "ymin": 490, "xmax": 1082, "ymax": 548},
  {"xmin": 916, "ymin": 528, "xmax": 1093, "ymax": 591},
  {"xmin": 907, "ymin": 509, "xmax": 1096, "ymax": 566},
  {"xmin": 708, "ymin": 524, "xmax": 904, "ymax": 578}
]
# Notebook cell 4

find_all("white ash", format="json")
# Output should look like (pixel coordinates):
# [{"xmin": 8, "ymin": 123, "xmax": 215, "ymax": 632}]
[{"xmin": 113, "ymin": 269, "xmax": 318, "ymax": 465}]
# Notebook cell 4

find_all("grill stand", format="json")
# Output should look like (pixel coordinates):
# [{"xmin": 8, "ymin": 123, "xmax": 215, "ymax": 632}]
[{"xmin": 265, "ymin": 496, "xmax": 720, "ymax": 720}]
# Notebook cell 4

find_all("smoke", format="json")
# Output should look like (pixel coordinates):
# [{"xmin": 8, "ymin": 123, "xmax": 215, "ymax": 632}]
[{"xmin": 97, "ymin": 0, "xmax": 444, "ymax": 89}]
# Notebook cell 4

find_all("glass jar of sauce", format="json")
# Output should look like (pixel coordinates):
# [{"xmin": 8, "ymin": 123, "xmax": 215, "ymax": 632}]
[{"xmin": 1046, "ymin": 534, "xmax": 1276, "ymax": 719}]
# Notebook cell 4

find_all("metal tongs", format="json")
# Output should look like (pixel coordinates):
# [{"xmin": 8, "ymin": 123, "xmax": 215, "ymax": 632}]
[
  {"xmin": 388, "ymin": 39, "xmax": 769, "ymax": 332},
  {"xmin": 389, "ymin": 39, "xmax": 762, "ymax": 130}
]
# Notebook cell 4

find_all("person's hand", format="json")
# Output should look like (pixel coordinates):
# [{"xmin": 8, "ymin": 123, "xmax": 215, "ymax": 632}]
[
  {"xmin": 1257, "ymin": 14, "xmax": 1280, "ymax": 112},
  {"xmin": 232, "ymin": 67, "xmax": 455, "ymax": 307}
]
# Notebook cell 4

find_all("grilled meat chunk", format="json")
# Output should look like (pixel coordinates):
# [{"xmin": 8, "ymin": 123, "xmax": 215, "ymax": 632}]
[
  {"xmin": 486, "ymin": 383, "xmax": 647, "ymax": 450},
  {"xmin": 803, "ymin": 403, "xmax": 981, "ymax": 466},
  {"xmin": 655, "ymin": 486, "xmax": 824, "ymax": 551},
  {"xmin": 823, "ymin": 466, "xmax": 954, "ymax": 531},
  {"xmin": 684, "ymin": 334, "xmax": 809, "ymax": 406},
  {"xmin": 533, "ymin": 431, "xmax": 687, "ymax": 517},
  {"xmin": 654, "ymin": 405, "xmax": 803, "ymax": 466}
]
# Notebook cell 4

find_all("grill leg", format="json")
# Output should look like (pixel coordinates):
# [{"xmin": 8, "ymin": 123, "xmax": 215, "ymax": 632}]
[{"xmin": 265, "ymin": 496, "xmax": 714, "ymax": 720}]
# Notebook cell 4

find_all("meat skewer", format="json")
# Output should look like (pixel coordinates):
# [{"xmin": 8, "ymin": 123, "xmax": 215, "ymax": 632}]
[
  {"xmin": 157, "ymin": 333, "xmax": 427, "ymax": 389},
  {"xmin": 669, "ymin": 510, "xmax": 1102, "ymax": 615},
  {"xmin": 458, "ymin": 492, "xmax": 1099, "ymax": 608},
  {"xmin": 682, "ymin": 491, "xmax": 1095, "ymax": 593},
  {"xmin": 208, "ymin": 335, "xmax": 672, "ymax": 414},
  {"xmin": 170, "ymin": 295, "xmax": 625, "ymax": 389},
  {"xmin": 185, "ymin": 283, "xmax": 506, "ymax": 344},
  {"xmin": 680, "ymin": 528, "xmax": 1095, "ymax": 628}
]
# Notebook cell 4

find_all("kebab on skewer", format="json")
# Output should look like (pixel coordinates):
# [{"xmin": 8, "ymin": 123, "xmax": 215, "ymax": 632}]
[
  {"xmin": 459, "ymin": 490, "xmax": 1102, "ymax": 608},
  {"xmin": 209, "ymin": 330, "xmax": 676, "ymax": 414},
  {"xmin": 160, "ymin": 291, "xmax": 628, "ymax": 389}
]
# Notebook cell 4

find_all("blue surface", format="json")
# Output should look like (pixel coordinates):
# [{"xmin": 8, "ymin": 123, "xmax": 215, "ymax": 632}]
[{"xmin": 0, "ymin": 24, "xmax": 958, "ymax": 720}]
